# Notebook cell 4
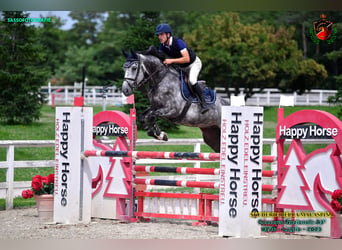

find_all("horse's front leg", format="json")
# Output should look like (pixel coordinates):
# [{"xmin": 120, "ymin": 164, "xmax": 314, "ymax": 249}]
[
  {"xmin": 145, "ymin": 109, "xmax": 168, "ymax": 141},
  {"xmin": 147, "ymin": 105, "xmax": 180, "ymax": 141},
  {"xmin": 139, "ymin": 108, "xmax": 153, "ymax": 130}
]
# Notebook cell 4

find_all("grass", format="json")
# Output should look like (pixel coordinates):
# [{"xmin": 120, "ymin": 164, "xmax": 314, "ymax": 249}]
[
  {"xmin": 0, "ymin": 196, "xmax": 37, "ymax": 209},
  {"xmin": 1, "ymin": 104, "xmax": 341, "ymax": 209}
]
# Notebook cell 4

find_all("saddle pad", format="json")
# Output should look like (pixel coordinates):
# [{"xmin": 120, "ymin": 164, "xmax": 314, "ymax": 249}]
[{"xmin": 180, "ymin": 77, "xmax": 216, "ymax": 104}]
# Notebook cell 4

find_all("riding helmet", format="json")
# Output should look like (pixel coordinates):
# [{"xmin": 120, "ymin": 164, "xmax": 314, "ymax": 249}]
[{"xmin": 155, "ymin": 23, "xmax": 172, "ymax": 35}]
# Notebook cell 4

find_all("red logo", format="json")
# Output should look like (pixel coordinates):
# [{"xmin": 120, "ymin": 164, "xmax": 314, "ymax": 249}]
[
  {"xmin": 309, "ymin": 14, "xmax": 337, "ymax": 45},
  {"xmin": 314, "ymin": 14, "xmax": 333, "ymax": 41}
]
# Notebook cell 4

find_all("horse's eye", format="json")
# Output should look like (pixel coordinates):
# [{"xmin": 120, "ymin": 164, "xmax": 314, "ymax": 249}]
[{"xmin": 132, "ymin": 65, "xmax": 138, "ymax": 71}]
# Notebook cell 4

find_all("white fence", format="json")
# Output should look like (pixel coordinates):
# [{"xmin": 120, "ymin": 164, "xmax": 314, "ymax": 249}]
[
  {"xmin": 0, "ymin": 140, "xmax": 55, "ymax": 209},
  {"xmin": 215, "ymin": 88, "xmax": 337, "ymax": 106},
  {"xmin": 41, "ymin": 83, "xmax": 123, "ymax": 107},
  {"xmin": 42, "ymin": 84, "xmax": 337, "ymax": 107}
]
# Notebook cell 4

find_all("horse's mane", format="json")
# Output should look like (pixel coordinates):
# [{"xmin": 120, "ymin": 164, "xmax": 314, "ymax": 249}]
[
  {"xmin": 134, "ymin": 46, "xmax": 181, "ymax": 76},
  {"xmin": 140, "ymin": 46, "xmax": 184, "ymax": 75},
  {"xmin": 140, "ymin": 46, "xmax": 167, "ymax": 62}
]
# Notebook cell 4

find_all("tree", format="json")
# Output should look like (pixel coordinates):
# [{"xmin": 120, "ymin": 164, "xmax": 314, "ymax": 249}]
[
  {"xmin": 67, "ymin": 11, "xmax": 105, "ymax": 47},
  {"xmin": 274, "ymin": 11, "xmax": 342, "ymax": 90},
  {"xmin": 54, "ymin": 11, "xmax": 140, "ymax": 86},
  {"xmin": 184, "ymin": 12, "xmax": 327, "ymax": 99},
  {"xmin": 54, "ymin": 45, "xmax": 96, "ymax": 84},
  {"xmin": 121, "ymin": 11, "xmax": 160, "ymax": 50},
  {"xmin": 53, "ymin": 11, "xmax": 107, "ymax": 85},
  {"xmin": 278, "ymin": 146, "xmax": 308, "ymax": 207},
  {"xmin": 0, "ymin": 11, "xmax": 49, "ymax": 124},
  {"xmin": 94, "ymin": 11, "xmax": 141, "ymax": 84},
  {"xmin": 326, "ymin": 48, "xmax": 342, "ymax": 117},
  {"xmin": 36, "ymin": 14, "xmax": 68, "ymax": 77}
]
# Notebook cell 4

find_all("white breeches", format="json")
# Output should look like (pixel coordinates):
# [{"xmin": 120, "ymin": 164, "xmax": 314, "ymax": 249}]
[{"xmin": 184, "ymin": 56, "xmax": 202, "ymax": 85}]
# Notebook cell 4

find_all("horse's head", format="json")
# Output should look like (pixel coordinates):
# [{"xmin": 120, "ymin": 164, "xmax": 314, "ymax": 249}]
[
  {"xmin": 122, "ymin": 50, "xmax": 145, "ymax": 96},
  {"xmin": 122, "ymin": 47, "xmax": 168, "ymax": 96}
]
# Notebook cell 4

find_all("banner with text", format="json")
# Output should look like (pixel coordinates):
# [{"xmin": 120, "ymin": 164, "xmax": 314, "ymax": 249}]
[
  {"xmin": 219, "ymin": 106, "xmax": 264, "ymax": 237},
  {"xmin": 54, "ymin": 107, "xmax": 93, "ymax": 224}
]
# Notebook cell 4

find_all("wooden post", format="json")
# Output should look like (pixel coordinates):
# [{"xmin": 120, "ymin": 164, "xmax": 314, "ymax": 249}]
[{"xmin": 6, "ymin": 145, "xmax": 14, "ymax": 210}]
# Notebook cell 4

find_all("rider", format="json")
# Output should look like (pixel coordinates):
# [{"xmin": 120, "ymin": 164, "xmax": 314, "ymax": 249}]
[{"xmin": 155, "ymin": 23, "xmax": 209, "ymax": 114}]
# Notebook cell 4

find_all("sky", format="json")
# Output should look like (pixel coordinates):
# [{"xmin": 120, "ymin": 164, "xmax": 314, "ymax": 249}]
[{"xmin": 28, "ymin": 11, "xmax": 75, "ymax": 30}]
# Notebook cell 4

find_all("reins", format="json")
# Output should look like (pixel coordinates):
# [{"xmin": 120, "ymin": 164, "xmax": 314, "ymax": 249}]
[
  {"xmin": 124, "ymin": 58, "xmax": 168, "ymax": 91},
  {"xmin": 140, "ymin": 67, "xmax": 160, "ymax": 86}
]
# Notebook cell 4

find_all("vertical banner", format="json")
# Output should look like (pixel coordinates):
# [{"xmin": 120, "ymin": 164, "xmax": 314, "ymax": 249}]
[
  {"xmin": 219, "ymin": 106, "xmax": 264, "ymax": 237},
  {"xmin": 54, "ymin": 107, "xmax": 93, "ymax": 224}
]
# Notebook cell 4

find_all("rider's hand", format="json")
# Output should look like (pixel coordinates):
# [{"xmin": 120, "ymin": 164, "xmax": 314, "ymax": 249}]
[{"xmin": 163, "ymin": 59, "xmax": 173, "ymax": 65}]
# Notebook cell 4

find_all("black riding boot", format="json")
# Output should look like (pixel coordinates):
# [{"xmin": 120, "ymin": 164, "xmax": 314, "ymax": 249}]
[{"xmin": 193, "ymin": 82, "xmax": 209, "ymax": 114}]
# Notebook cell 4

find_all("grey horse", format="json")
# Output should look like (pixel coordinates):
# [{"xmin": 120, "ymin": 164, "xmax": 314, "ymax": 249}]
[{"xmin": 122, "ymin": 47, "xmax": 229, "ymax": 152}]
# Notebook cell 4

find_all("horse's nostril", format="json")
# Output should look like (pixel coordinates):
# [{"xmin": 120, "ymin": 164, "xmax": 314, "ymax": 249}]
[{"xmin": 123, "ymin": 87, "xmax": 131, "ymax": 96}]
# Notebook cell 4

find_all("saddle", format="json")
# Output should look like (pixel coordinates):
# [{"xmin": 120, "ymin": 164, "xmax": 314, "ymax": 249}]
[{"xmin": 179, "ymin": 71, "xmax": 216, "ymax": 104}]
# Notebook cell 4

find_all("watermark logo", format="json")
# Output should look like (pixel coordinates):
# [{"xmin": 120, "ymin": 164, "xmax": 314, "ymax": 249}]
[
  {"xmin": 7, "ymin": 17, "xmax": 51, "ymax": 24},
  {"xmin": 309, "ymin": 14, "xmax": 337, "ymax": 44}
]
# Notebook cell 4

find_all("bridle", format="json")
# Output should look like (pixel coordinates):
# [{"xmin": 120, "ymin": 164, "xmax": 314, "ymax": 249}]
[{"xmin": 123, "ymin": 58, "xmax": 160, "ymax": 91}]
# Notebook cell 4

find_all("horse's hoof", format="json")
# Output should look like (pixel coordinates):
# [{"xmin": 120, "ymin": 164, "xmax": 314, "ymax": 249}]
[{"xmin": 160, "ymin": 132, "xmax": 168, "ymax": 141}]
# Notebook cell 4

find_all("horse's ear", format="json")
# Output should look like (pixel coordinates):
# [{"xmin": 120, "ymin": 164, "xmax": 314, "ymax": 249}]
[
  {"xmin": 122, "ymin": 49, "xmax": 129, "ymax": 58},
  {"xmin": 130, "ymin": 49, "xmax": 138, "ymax": 59}
]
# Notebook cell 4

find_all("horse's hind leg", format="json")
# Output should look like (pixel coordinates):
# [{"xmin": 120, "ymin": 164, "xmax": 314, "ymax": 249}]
[{"xmin": 200, "ymin": 126, "xmax": 221, "ymax": 153}]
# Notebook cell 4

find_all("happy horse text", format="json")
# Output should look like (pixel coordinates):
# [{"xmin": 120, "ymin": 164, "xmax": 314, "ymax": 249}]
[{"xmin": 279, "ymin": 125, "xmax": 338, "ymax": 139}]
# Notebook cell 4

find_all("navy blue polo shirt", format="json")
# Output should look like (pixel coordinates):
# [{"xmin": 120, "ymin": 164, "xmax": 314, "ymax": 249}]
[{"xmin": 159, "ymin": 36, "xmax": 196, "ymax": 67}]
